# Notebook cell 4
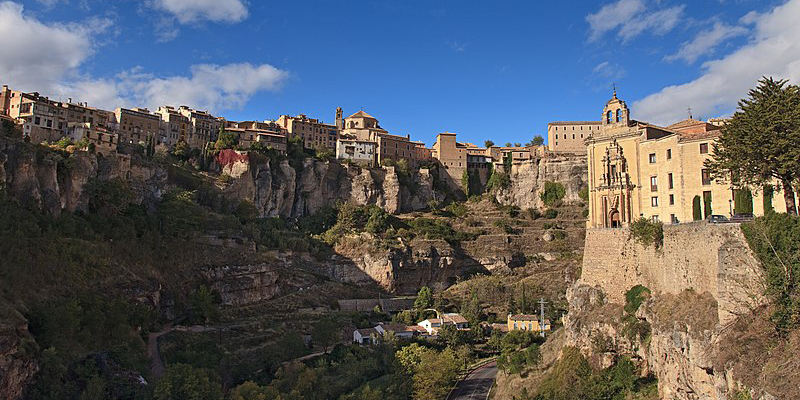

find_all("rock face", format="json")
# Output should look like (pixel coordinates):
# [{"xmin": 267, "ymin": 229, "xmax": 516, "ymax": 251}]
[
  {"xmin": 494, "ymin": 154, "xmax": 587, "ymax": 209},
  {"xmin": 206, "ymin": 264, "xmax": 281, "ymax": 306},
  {"xmin": 562, "ymin": 225, "xmax": 772, "ymax": 400},
  {"xmin": 0, "ymin": 318, "xmax": 38, "ymax": 400},
  {"xmin": 219, "ymin": 151, "xmax": 437, "ymax": 218}
]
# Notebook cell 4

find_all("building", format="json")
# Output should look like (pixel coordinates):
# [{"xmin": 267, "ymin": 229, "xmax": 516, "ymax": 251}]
[
  {"xmin": 417, "ymin": 313, "xmax": 469, "ymax": 335},
  {"xmin": 66, "ymin": 122, "xmax": 118, "ymax": 155},
  {"xmin": 547, "ymin": 121, "xmax": 601, "ymax": 153},
  {"xmin": 115, "ymin": 107, "xmax": 160, "ymax": 145},
  {"xmin": 353, "ymin": 328, "xmax": 379, "ymax": 345},
  {"xmin": 277, "ymin": 113, "xmax": 339, "ymax": 150},
  {"xmin": 176, "ymin": 106, "xmax": 221, "ymax": 148},
  {"xmin": 336, "ymin": 138, "xmax": 377, "ymax": 166},
  {"xmin": 340, "ymin": 110, "xmax": 423, "ymax": 166},
  {"xmin": 585, "ymin": 91, "xmax": 795, "ymax": 228},
  {"xmin": 507, "ymin": 314, "xmax": 551, "ymax": 333},
  {"xmin": 224, "ymin": 120, "xmax": 288, "ymax": 153},
  {"xmin": 373, "ymin": 323, "xmax": 416, "ymax": 340},
  {"xmin": 156, "ymin": 106, "xmax": 190, "ymax": 147}
]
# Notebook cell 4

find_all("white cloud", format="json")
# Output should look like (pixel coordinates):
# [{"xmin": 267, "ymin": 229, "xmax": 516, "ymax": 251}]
[
  {"xmin": 633, "ymin": 0, "xmax": 800, "ymax": 125},
  {"xmin": 665, "ymin": 22, "xmax": 749, "ymax": 63},
  {"xmin": 0, "ymin": 2, "xmax": 288, "ymax": 114},
  {"xmin": 593, "ymin": 61, "xmax": 626, "ymax": 80},
  {"xmin": 586, "ymin": 0, "xmax": 685, "ymax": 42},
  {"xmin": 0, "ymin": 2, "xmax": 94, "ymax": 93},
  {"xmin": 153, "ymin": 0, "xmax": 248, "ymax": 24}
]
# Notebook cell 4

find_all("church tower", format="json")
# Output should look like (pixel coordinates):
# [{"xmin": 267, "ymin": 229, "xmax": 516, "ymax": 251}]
[
  {"xmin": 335, "ymin": 107, "xmax": 343, "ymax": 130},
  {"xmin": 601, "ymin": 88, "xmax": 630, "ymax": 128}
]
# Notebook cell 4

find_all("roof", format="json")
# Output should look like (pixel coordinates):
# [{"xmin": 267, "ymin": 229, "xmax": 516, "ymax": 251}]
[
  {"xmin": 509, "ymin": 314, "xmax": 539, "ymax": 321},
  {"xmin": 379, "ymin": 323, "xmax": 410, "ymax": 332},
  {"xmin": 442, "ymin": 313, "xmax": 468, "ymax": 324},
  {"xmin": 355, "ymin": 328, "xmax": 378, "ymax": 336},
  {"xmin": 548, "ymin": 121, "xmax": 601, "ymax": 126},
  {"xmin": 347, "ymin": 110, "xmax": 375, "ymax": 119},
  {"xmin": 667, "ymin": 118, "xmax": 706, "ymax": 129}
]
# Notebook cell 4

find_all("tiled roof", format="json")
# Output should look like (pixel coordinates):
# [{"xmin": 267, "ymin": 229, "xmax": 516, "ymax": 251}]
[
  {"xmin": 548, "ymin": 121, "xmax": 601, "ymax": 126},
  {"xmin": 442, "ymin": 313, "xmax": 468, "ymax": 324},
  {"xmin": 667, "ymin": 118, "xmax": 705, "ymax": 129},
  {"xmin": 347, "ymin": 110, "xmax": 375, "ymax": 119}
]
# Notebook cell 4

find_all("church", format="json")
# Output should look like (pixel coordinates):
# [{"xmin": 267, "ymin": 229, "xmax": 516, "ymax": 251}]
[{"xmin": 584, "ymin": 91, "xmax": 795, "ymax": 228}]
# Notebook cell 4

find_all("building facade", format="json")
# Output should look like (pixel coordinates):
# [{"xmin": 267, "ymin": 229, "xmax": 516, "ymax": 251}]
[
  {"xmin": 277, "ymin": 113, "xmax": 339, "ymax": 150},
  {"xmin": 336, "ymin": 138, "xmax": 377, "ymax": 166},
  {"xmin": 115, "ymin": 107, "xmax": 160, "ymax": 145},
  {"xmin": 507, "ymin": 314, "xmax": 551, "ymax": 332},
  {"xmin": 586, "ymin": 92, "xmax": 794, "ymax": 228},
  {"xmin": 547, "ymin": 121, "xmax": 600, "ymax": 153}
]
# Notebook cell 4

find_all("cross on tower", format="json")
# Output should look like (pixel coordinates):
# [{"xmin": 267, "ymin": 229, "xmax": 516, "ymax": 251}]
[
  {"xmin": 612, "ymin": 82, "xmax": 618, "ymax": 98},
  {"xmin": 687, "ymin": 107, "xmax": 693, "ymax": 119}
]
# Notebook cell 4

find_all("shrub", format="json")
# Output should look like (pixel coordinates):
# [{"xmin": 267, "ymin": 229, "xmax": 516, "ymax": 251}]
[
  {"xmin": 624, "ymin": 285, "xmax": 651, "ymax": 314},
  {"xmin": 493, "ymin": 219, "xmax": 515, "ymax": 234},
  {"xmin": 693, "ymin": 195, "xmax": 702, "ymax": 221},
  {"xmin": 485, "ymin": 169, "xmax": 510, "ymax": 193},
  {"xmin": 544, "ymin": 209, "xmax": 558, "ymax": 219},
  {"xmin": 629, "ymin": 218, "xmax": 663, "ymax": 249},
  {"xmin": 734, "ymin": 188, "xmax": 754, "ymax": 214},
  {"xmin": 540, "ymin": 181, "xmax": 566, "ymax": 207},
  {"xmin": 763, "ymin": 184, "xmax": 774, "ymax": 214},
  {"xmin": 526, "ymin": 208, "xmax": 542, "ymax": 220},
  {"xmin": 552, "ymin": 230, "xmax": 567, "ymax": 240},
  {"xmin": 444, "ymin": 202, "xmax": 469, "ymax": 218},
  {"xmin": 578, "ymin": 186, "xmax": 589, "ymax": 202}
]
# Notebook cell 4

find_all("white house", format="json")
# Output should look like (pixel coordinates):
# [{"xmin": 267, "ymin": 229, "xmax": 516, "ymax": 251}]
[
  {"xmin": 417, "ymin": 313, "xmax": 469, "ymax": 335},
  {"xmin": 353, "ymin": 328, "xmax": 379, "ymax": 345},
  {"xmin": 336, "ymin": 138, "xmax": 377, "ymax": 166},
  {"xmin": 374, "ymin": 323, "xmax": 415, "ymax": 339}
]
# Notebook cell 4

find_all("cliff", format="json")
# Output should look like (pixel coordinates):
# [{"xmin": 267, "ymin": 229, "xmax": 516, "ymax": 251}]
[
  {"xmin": 219, "ymin": 151, "xmax": 436, "ymax": 218},
  {"xmin": 494, "ymin": 154, "xmax": 588, "ymax": 209},
  {"xmin": 560, "ymin": 224, "xmax": 780, "ymax": 400}
]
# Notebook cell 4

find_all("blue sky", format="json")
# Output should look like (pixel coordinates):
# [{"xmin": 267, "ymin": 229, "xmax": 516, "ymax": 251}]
[{"xmin": 2, "ymin": 0, "xmax": 798, "ymax": 147}]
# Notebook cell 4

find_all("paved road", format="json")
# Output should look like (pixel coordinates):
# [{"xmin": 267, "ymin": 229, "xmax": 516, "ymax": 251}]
[{"xmin": 447, "ymin": 361, "xmax": 498, "ymax": 400}]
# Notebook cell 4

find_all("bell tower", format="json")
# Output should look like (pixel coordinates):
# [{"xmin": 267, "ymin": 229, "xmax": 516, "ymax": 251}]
[
  {"xmin": 335, "ymin": 107, "xmax": 343, "ymax": 130},
  {"xmin": 601, "ymin": 87, "xmax": 630, "ymax": 127}
]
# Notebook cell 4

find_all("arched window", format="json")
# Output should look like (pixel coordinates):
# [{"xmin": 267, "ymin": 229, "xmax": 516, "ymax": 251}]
[
  {"xmin": 606, "ymin": 110, "xmax": 612, "ymax": 123},
  {"xmin": 616, "ymin": 109, "xmax": 621, "ymax": 122}
]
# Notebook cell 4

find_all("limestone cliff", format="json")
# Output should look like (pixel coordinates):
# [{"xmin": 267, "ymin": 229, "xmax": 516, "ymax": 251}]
[
  {"xmin": 560, "ymin": 224, "xmax": 780, "ymax": 400},
  {"xmin": 219, "ymin": 151, "xmax": 437, "ymax": 218},
  {"xmin": 494, "ymin": 154, "xmax": 588, "ymax": 209}
]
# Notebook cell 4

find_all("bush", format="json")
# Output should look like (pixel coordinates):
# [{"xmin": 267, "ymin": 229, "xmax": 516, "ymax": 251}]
[
  {"xmin": 693, "ymin": 195, "xmax": 702, "ymax": 221},
  {"xmin": 544, "ymin": 209, "xmax": 558, "ymax": 219},
  {"xmin": 526, "ymin": 208, "xmax": 542, "ymax": 220},
  {"xmin": 629, "ymin": 218, "xmax": 663, "ymax": 249},
  {"xmin": 540, "ymin": 181, "xmax": 566, "ymax": 207},
  {"xmin": 444, "ymin": 202, "xmax": 469, "ymax": 218},
  {"xmin": 734, "ymin": 188, "xmax": 754, "ymax": 214},
  {"xmin": 493, "ymin": 219, "xmax": 515, "ymax": 234},
  {"xmin": 578, "ymin": 186, "xmax": 589, "ymax": 202}
]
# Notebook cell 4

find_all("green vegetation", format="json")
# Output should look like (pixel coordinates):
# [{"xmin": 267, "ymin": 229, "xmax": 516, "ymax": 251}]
[
  {"xmin": 214, "ymin": 130, "xmax": 239, "ymax": 151},
  {"xmin": 1, "ymin": 119, "xmax": 22, "ymax": 138},
  {"xmin": 540, "ymin": 181, "xmax": 566, "ymax": 207},
  {"xmin": 704, "ymin": 77, "xmax": 799, "ymax": 215},
  {"xmin": 531, "ymin": 348, "xmax": 657, "ymax": 400},
  {"xmin": 704, "ymin": 194, "xmax": 713, "ymax": 218},
  {"xmin": 578, "ymin": 186, "xmax": 589, "ymax": 202},
  {"xmin": 525, "ymin": 135, "xmax": 545, "ymax": 147},
  {"xmin": 494, "ymin": 218, "xmax": 516, "ymax": 234},
  {"xmin": 461, "ymin": 169, "xmax": 481, "ymax": 197},
  {"xmin": 544, "ymin": 208, "xmax": 558, "ymax": 219},
  {"xmin": 693, "ymin": 195, "xmax": 702, "ymax": 221},
  {"xmin": 491, "ymin": 330, "xmax": 542, "ymax": 375},
  {"xmin": 763, "ymin": 184, "xmax": 774, "ymax": 214},
  {"xmin": 741, "ymin": 213, "xmax": 800, "ymax": 334},
  {"xmin": 484, "ymin": 140, "xmax": 495, "ymax": 148},
  {"xmin": 734, "ymin": 188, "xmax": 754, "ymax": 214},
  {"xmin": 154, "ymin": 363, "xmax": 223, "ymax": 400},
  {"xmin": 413, "ymin": 287, "xmax": 434, "ymax": 310},
  {"xmin": 629, "ymin": 218, "xmax": 664, "ymax": 249},
  {"xmin": 622, "ymin": 285, "xmax": 652, "ymax": 343}
]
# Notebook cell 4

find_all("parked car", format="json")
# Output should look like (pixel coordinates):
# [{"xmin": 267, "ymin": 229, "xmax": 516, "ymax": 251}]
[
  {"xmin": 730, "ymin": 213, "xmax": 755, "ymax": 222},
  {"xmin": 706, "ymin": 215, "xmax": 730, "ymax": 223}
]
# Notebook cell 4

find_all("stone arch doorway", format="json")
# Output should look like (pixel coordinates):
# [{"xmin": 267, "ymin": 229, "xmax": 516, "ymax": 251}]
[{"xmin": 609, "ymin": 209, "xmax": 621, "ymax": 228}]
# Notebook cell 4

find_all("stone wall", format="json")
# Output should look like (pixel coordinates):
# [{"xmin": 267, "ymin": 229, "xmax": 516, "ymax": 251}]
[
  {"xmin": 494, "ymin": 154, "xmax": 587, "ymax": 210},
  {"xmin": 580, "ymin": 223, "xmax": 763, "ymax": 324}
]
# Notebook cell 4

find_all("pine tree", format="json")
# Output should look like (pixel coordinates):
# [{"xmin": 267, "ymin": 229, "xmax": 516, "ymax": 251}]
[{"xmin": 705, "ymin": 77, "xmax": 800, "ymax": 215}]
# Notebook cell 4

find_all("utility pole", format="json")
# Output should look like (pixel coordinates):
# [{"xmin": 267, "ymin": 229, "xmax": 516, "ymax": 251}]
[{"xmin": 538, "ymin": 298, "xmax": 547, "ymax": 338}]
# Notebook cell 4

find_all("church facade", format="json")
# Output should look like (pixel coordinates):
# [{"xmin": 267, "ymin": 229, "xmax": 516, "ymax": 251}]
[{"xmin": 585, "ymin": 92, "xmax": 794, "ymax": 228}]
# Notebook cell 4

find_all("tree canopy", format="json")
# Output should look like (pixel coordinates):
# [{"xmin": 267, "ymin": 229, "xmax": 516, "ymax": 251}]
[{"xmin": 704, "ymin": 77, "xmax": 800, "ymax": 215}]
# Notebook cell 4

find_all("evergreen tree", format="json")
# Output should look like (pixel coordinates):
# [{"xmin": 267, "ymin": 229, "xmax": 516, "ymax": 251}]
[
  {"xmin": 705, "ymin": 77, "xmax": 800, "ymax": 215},
  {"xmin": 692, "ymin": 195, "xmax": 702, "ymax": 221},
  {"xmin": 734, "ymin": 188, "xmax": 754, "ymax": 214},
  {"xmin": 484, "ymin": 140, "xmax": 495, "ymax": 148},
  {"xmin": 413, "ymin": 286, "xmax": 433, "ymax": 310}
]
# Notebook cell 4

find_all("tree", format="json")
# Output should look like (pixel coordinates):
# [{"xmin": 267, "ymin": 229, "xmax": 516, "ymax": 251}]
[
  {"xmin": 540, "ymin": 181, "xmax": 566, "ymax": 207},
  {"xmin": 153, "ymin": 364, "xmax": 222, "ymax": 400},
  {"xmin": 413, "ymin": 287, "xmax": 433, "ymax": 310},
  {"xmin": 189, "ymin": 285, "xmax": 219, "ymax": 325},
  {"xmin": 173, "ymin": 140, "xmax": 191, "ymax": 159},
  {"xmin": 692, "ymin": 195, "xmax": 702, "ymax": 221},
  {"xmin": 311, "ymin": 318, "xmax": 338, "ymax": 353},
  {"xmin": 412, "ymin": 348, "xmax": 461, "ymax": 400},
  {"xmin": 395, "ymin": 343, "xmax": 429, "ymax": 375},
  {"xmin": 734, "ymin": 188, "xmax": 754, "ymax": 214},
  {"xmin": 484, "ymin": 140, "xmax": 495, "ymax": 148},
  {"xmin": 763, "ymin": 184, "xmax": 775, "ymax": 214},
  {"xmin": 229, "ymin": 381, "xmax": 276, "ymax": 400},
  {"xmin": 214, "ymin": 130, "xmax": 238, "ymax": 151},
  {"xmin": 704, "ymin": 77, "xmax": 800, "ymax": 215},
  {"xmin": 504, "ymin": 142, "xmax": 512, "ymax": 147},
  {"xmin": 526, "ymin": 135, "xmax": 545, "ymax": 147},
  {"xmin": 460, "ymin": 291, "xmax": 483, "ymax": 327},
  {"xmin": 513, "ymin": 142, "xmax": 522, "ymax": 147}
]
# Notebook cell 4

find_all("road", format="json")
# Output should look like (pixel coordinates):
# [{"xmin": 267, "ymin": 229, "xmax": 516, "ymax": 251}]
[{"xmin": 447, "ymin": 361, "xmax": 498, "ymax": 400}]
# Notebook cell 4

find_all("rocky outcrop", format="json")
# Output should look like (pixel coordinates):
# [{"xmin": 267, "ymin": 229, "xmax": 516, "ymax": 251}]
[
  {"xmin": 561, "ymin": 225, "xmax": 776, "ymax": 400},
  {"xmin": 206, "ymin": 264, "xmax": 281, "ymax": 306},
  {"xmin": 220, "ymin": 151, "xmax": 437, "ymax": 218},
  {"xmin": 494, "ymin": 154, "xmax": 587, "ymax": 209},
  {"xmin": 0, "ymin": 312, "xmax": 38, "ymax": 400}
]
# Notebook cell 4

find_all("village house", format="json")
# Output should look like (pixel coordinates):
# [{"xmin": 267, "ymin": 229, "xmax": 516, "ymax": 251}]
[
  {"xmin": 353, "ymin": 328, "xmax": 380, "ymax": 345},
  {"xmin": 507, "ymin": 314, "xmax": 551, "ymax": 333},
  {"xmin": 335, "ymin": 137, "xmax": 377, "ymax": 166},
  {"xmin": 417, "ymin": 313, "xmax": 469, "ymax": 336}
]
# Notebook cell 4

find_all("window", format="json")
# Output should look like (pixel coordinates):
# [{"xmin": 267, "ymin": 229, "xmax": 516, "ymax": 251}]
[
  {"xmin": 666, "ymin": 149, "xmax": 672, "ymax": 160},
  {"xmin": 701, "ymin": 169, "xmax": 712, "ymax": 185},
  {"xmin": 572, "ymin": 134, "xmax": 575, "ymax": 139},
  {"xmin": 669, "ymin": 194, "xmax": 675, "ymax": 205},
  {"xmin": 649, "ymin": 153, "xmax": 656, "ymax": 163},
  {"xmin": 652, "ymin": 215, "xmax": 660, "ymax": 222},
  {"xmin": 616, "ymin": 109, "xmax": 621, "ymax": 122},
  {"xmin": 700, "ymin": 143, "xmax": 709, "ymax": 154},
  {"xmin": 668, "ymin": 173, "xmax": 674, "ymax": 189},
  {"xmin": 606, "ymin": 110, "xmax": 612, "ymax": 123},
  {"xmin": 650, "ymin": 176, "xmax": 658, "ymax": 191},
  {"xmin": 651, "ymin": 196, "xmax": 659, "ymax": 207}
]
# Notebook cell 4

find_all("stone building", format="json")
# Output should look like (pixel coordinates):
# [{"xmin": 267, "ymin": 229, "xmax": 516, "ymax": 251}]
[
  {"xmin": 585, "ymin": 91, "xmax": 795, "ymax": 228},
  {"xmin": 276, "ymin": 113, "xmax": 339, "ymax": 150},
  {"xmin": 176, "ymin": 106, "xmax": 221, "ymax": 148},
  {"xmin": 115, "ymin": 107, "xmax": 160, "ymax": 145},
  {"xmin": 547, "ymin": 121, "xmax": 600, "ymax": 153},
  {"xmin": 224, "ymin": 120, "xmax": 288, "ymax": 153},
  {"xmin": 156, "ymin": 106, "xmax": 190, "ymax": 147},
  {"xmin": 335, "ymin": 138, "xmax": 377, "ymax": 166},
  {"xmin": 340, "ymin": 110, "xmax": 423, "ymax": 166}
]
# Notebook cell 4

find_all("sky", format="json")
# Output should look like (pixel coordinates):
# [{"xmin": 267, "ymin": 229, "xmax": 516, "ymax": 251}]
[{"xmin": 2, "ymin": 0, "xmax": 799, "ymax": 147}]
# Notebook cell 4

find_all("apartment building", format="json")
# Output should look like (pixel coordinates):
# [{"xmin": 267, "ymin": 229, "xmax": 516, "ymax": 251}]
[
  {"xmin": 224, "ymin": 120, "xmax": 288, "ymax": 153},
  {"xmin": 340, "ymin": 110, "xmax": 423, "ymax": 166},
  {"xmin": 276, "ymin": 113, "xmax": 339, "ymax": 150},
  {"xmin": 585, "ymin": 92, "xmax": 794, "ymax": 228},
  {"xmin": 335, "ymin": 138, "xmax": 377, "ymax": 166},
  {"xmin": 156, "ymin": 106, "xmax": 190, "ymax": 147},
  {"xmin": 115, "ymin": 107, "xmax": 160, "ymax": 145},
  {"xmin": 177, "ymin": 106, "xmax": 221, "ymax": 148},
  {"xmin": 547, "ymin": 121, "xmax": 600, "ymax": 153}
]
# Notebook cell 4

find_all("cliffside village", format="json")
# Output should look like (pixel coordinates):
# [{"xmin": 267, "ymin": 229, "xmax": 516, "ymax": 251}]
[{"xmin": 1, "ymin": 84, "xmax": 795, "ymax": 229}]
